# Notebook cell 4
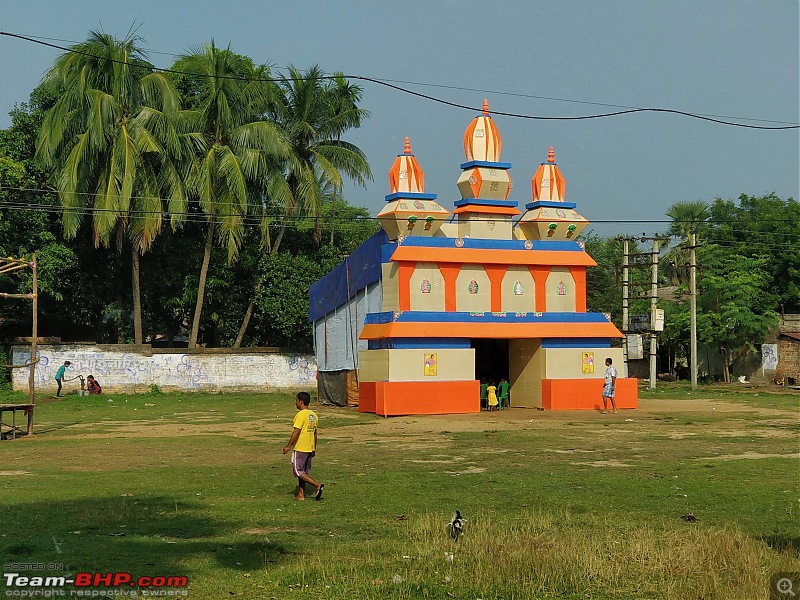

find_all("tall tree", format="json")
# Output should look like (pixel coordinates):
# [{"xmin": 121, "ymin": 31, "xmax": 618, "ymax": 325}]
[
  {"xmin": 233, "ymin": 68, "xmax": 372, "ymax": 347},
  {"xmin": 35, "ymin": 30, "xmax": 184, "ymax": 344},
  {"xmin": 172, "ymin": 42, "xmax": 288, "ymax": 348},
  {"xmin": 662, "ymin": 200, "xmax": 709, "ymax": 286},
  {"xmin": 696, "ymin": 244, "xmax": 779, "ymax": 382}
]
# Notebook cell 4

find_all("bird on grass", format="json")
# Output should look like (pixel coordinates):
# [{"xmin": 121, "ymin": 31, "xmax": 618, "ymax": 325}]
[{"xmin": 447, "ymin": 510, "xmax": 466, "ymax": 541}]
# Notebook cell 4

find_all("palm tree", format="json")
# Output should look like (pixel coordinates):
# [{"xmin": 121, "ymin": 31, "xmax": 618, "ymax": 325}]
[
  {"xmin": 662, "ymin": 200, "xmax": 710, "ymax": 286},
  {"xmin": 36, "ymin": 30, "xmax": 184, "ymax": 344},
  {"xmin": 232, "ymin": 68, "xmax": 372, "ymax": 347},
  {"xmin": 174, "ymin": 42, "xmax": 288, "ymax": 348}
]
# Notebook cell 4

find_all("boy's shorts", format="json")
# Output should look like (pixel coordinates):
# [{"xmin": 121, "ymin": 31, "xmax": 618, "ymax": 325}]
[{"xmin": 292, "ymin": 450, "xmax": 313, "ymax": 477}]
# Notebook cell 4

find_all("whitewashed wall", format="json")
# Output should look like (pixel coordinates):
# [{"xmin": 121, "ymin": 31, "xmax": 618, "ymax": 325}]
[{"xmin": 11, "ymin": 344, "xmax": 317, "ymax": 394}]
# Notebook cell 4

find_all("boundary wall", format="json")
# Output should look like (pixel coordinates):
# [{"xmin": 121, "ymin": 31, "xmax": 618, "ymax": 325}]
[{"xmin": 11, "ymin": 344, "xmax": 317, "ymax": 394}]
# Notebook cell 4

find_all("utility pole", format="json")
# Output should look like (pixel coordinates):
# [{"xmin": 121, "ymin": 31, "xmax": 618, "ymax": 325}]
[
  {"xmin": 689, "ymin": 230, "xmax": 698, "ymax": 391},
  {"xmin": 649, "ymin": 238, "xmax": 660, "ymax": 390},
  {"xmin": 622, "ymin": 238, "xmax": 629, "ymax": 362}
]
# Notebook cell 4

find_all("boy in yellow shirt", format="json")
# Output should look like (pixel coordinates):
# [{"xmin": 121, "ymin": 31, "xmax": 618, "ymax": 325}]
[{"xmin": 282, "ymin": 392, "xmax": 324, "ymax": 501}]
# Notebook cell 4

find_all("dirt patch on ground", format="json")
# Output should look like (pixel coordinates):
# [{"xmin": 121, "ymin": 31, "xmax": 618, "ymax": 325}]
[
  {"xmin": 31, "ymin": 397, "xmax": 796, "ymax": 448},
  {"xmin": 703, "ymin": 452, "xmax": 799, "ymax": 461},
  {"xmin": 573, "ymin": 460, "xmax": 632, "ymax": 468}
]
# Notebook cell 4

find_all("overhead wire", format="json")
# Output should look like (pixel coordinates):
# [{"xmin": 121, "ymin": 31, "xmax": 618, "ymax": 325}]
[{"xmin": 1, "ymin": 30, "xmax": 797, "ymax": 130}]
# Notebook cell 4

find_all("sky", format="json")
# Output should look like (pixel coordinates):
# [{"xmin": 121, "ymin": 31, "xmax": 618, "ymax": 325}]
[{"xmin": 1, "ymin": 1, "xmax": 798, "ymax": 238}]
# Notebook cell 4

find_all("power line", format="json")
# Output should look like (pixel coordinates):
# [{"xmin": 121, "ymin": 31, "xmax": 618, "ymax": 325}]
[
  {"xmin": 2, "ymin": 30, "xmax": 797, "ymax": 130},
  {"xmin": 2, "ymin": 188, "xmax": 799, "ymax": 231}
]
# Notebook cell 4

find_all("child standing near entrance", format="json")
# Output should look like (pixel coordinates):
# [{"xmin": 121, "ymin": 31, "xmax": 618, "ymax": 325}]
[{"xmin": 486, "ymin": 380, "xmax": 498, "ymax": 411}]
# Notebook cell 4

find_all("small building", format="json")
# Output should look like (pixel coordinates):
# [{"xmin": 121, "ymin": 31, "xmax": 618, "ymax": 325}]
[{"xmin": 310, "ymin": 101, "xmax": 638, "ymax": 415}]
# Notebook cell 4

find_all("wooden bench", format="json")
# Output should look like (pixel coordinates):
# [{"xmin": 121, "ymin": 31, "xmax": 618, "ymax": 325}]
[{"xmin": 0, "ymin": 404, "xmax": 34, "ymax": 440}]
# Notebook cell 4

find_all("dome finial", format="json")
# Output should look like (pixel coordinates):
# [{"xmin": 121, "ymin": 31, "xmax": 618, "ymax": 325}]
[
  {"xmin": 404, "ymin": 136, "xmax": 411, "ymax": 155},
  {"xmin": 482, "ymin": 98, "xmax": 490, "ymax": 115},
  {"xmin": 548, "ymin": 146, "xmax": 555, "ymax": 163}
]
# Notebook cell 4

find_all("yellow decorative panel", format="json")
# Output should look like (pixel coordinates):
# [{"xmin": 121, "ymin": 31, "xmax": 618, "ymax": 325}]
[
  {"xmin": 387, "ymin": 349, "xmax": 475, "ymax": 382},
  {"xmin": 409, "ymin": 262, "xmax": 444, "ymax": 311},
  {"xmin": 381, "ymin": 262, "xmax": 400, "ymax": 312},
  {"xmin": 543, "ymin": 348, "xmax": 626, "ymax": 379},
  {"xmin": 501, "ymin": 266, "xmax": 535, "ymax": 313},
  {"xmin": 455, "ymin": 265, "xmax": 491, "ymax": 312},
  {"xmin": 358, "ymin": 349, "xmax": 390, "ymax": 382},
  {"xmin": 545, "ymin": 267, "xmax": 576, "ymax": 312}
]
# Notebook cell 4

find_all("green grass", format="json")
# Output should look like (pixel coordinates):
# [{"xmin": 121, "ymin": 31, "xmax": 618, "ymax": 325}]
[{"xmin": 0, "ymin": 385, "xmax": 798, "ymax": 599}]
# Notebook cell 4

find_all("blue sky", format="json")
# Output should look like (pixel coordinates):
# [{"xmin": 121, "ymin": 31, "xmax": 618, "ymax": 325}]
[{"xmin": 1, "ymin": 1, "xmax": 798, "ymax": 237}]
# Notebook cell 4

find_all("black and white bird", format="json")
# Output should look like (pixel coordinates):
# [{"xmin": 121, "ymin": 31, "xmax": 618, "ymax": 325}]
[{"xmin": 447, "ymin": 510, "xmax": 466, "ymax": 541}]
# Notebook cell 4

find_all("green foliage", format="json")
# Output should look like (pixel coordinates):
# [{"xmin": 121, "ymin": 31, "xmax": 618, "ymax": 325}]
[
  {"xmin": 149, "ymin": 383, "xmax": 161, "ymax": 394},
  {"xmin": 705, "ymin": 193, "xmax": 800, "ymax": 311}
]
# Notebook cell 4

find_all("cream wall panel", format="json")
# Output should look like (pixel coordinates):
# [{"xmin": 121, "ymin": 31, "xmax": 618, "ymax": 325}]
[
  {"xmin": 409, "ymin": 262, "xmax": 445, "ymax": 311},
  {"xmin": 509, "ymin": 339, "xmax": 543, "ymax": 408},
  {"xmin": 456, "ymin": 265, "xmax": 491, "ymax": 312},
  {"xmin": 457, "ymin": 214, "xmax": 512, "ymax": 240},
  {"xmin": 358, "ymin": 349, "xmax": 390, "ymax": 382},
  {"xmin": 546, "ymin": 267, "xmax": 576, "ymax": 312},
  {"xmin": 382, "ymin": 262, "xmax": 400, "ymax": 312},
  {"xmin": 543, "ymin": 347, "xmax": 627, "ymax": 379},
  {"xmin": 386, "ymin": 349, "xmax": 475, "ymax": 382},
  {"xmin": 502, "ymin": 266, "xmax": 536, "ymax": 312}
]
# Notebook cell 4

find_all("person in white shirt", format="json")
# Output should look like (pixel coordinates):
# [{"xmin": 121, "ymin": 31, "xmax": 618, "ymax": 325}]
[{"xmin": 601, "ymin": 357, "xmax": 618, "ymax": 414}]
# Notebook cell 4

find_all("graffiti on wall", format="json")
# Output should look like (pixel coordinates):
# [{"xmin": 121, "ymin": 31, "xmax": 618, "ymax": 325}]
[{"xmin": 11, "ymin": 346, "xmax": 317, "ymax": 393}]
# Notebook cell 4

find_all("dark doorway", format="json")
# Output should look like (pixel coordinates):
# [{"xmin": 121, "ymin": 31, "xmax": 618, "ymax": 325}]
[{"xmin": 472, "ymin": 338, "xmax": 509, "ymax": 384}]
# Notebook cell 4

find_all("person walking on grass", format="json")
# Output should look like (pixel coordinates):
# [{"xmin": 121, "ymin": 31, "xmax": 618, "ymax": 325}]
[
  {"xmin": 55, "ymin": 360, "xmax": 71, "ymax": 397},
  {"xmin": 601, "ymin": 357, "xmax": 618, "ymax": 414},
  {"xmin": 282, "ymin": 392, "xmax": 324, "ymax": 501}
]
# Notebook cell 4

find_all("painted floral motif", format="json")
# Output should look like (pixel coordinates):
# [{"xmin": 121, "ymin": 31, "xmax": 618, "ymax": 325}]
[
  {"xmin": 420, "ymin": 279, "xmax": 431, "ymax": 294},
  {"xmin": 399, "ymin": 169, "xmax": 408, "ymax": 180},
  {"xmin": 515, "ymin": 312, "xmax": 527, "ymax": 317},
  {"xmin": 414, "ymin": 200, "xmax": 425, "ymax": 210},
  {"xmin": 491, "ymin": 312, "xmax": 507, "ymax": 317},
  {"xmin": 487, "ymin": 220, "xmax": 495, "ymax": 230},
  {"xmin": 399, "ymin": 202, "xmax": 408, "ymax": 209},
  {"xmin": 578, "ymin": 241, "xmax": 586, "ymax": 250},
  {"xmin": 455, "ymin": 238, "xmax": 465, "ymax": 248},
  {"xmin": 469, "ymin": 176, "xmax": 477, "ymax": 185},
  {"xmin": 469, "ymin": 312, "xmax": 485, "ymax": 317},
  {"xmin": 468, "ymin": 280, "xmax": 479, "ymax": 294},
  {"xmin": 557, "ymin": 281, "xmax": 567, "ymax": 296},
  {"xmin": 513, "ymin": 281, "xmax": 524, "ymax": 295},
  {"xmin": 533, "ymin": 312, "xmax": 543, "ymax": 317},
  {"xmin": 556, "ymin": 209, "xmax": 566, "ymax": 218},
  {"xmin": 524, "ymin": 240, "xmax": 533, "ymax": 250}
]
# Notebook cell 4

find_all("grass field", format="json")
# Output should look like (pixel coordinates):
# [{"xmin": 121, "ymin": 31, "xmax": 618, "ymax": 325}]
[{"xmin": 0, "ymin": 384, "xmax": 798, "ymax": 599}]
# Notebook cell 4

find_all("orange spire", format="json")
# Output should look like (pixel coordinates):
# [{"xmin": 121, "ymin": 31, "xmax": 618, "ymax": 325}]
[
  {"xmin": 388, "ymin": 136, "xmax": 425, "ymax": 194},
  {"xmin": 531, "ymin": 146, "xmax": 566, "ymax": 202},
  {"xmin": 464, "ymin": 98, "xmax": 502, "ymax": 162}
]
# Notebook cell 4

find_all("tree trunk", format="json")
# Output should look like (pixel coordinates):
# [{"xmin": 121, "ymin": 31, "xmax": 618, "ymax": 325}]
[
  {"xmin": 131, "ymin": 248, "xmax": 143, "ymax": 345},
  {"xmin": 189, "ymin": 220, "xmax": 215, "ymax": 348},
  {"xmin": 722, "ymin": 348, "xmax": 730, "ymax": 383},
  {"xmin": 233, "ymin": 212, "xmax": 290, "ymax": 348},
  {"xmin": 270, "ymin": 211, "xmax": 291, "ymax": 255}
]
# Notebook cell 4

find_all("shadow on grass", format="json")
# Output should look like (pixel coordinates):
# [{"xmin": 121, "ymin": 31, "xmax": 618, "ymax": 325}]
[
  {"xmin": 761, "ymin": 534, "xmax": 800, "ymax": 553},
  {"xmin": 1, "ymin": 495, "xmax": 294, "ymax": 574}
]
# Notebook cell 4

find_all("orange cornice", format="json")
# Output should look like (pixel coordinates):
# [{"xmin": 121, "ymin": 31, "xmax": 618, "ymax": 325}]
[
  {"xmin": 360, "ymin": 321, "xmax": 622, "ymax": 340},
  {"xmin": 390, "ymin": 247, "xmax": 597, "ymax": 267}
]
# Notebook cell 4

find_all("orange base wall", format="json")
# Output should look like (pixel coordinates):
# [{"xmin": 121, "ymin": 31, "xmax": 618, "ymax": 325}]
[
  {"xmin": 541, "ymin": 378, "xmax": 638, "ymax": 410},
  {"xmin": 358, "ymin": 381, "xmax": 480, "ymax": 416}
]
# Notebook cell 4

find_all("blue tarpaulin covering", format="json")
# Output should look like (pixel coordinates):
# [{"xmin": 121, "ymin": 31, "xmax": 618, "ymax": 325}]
[{"xmin": 309, "ymin": 230, "xmax": 388, "ymax": 322}]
